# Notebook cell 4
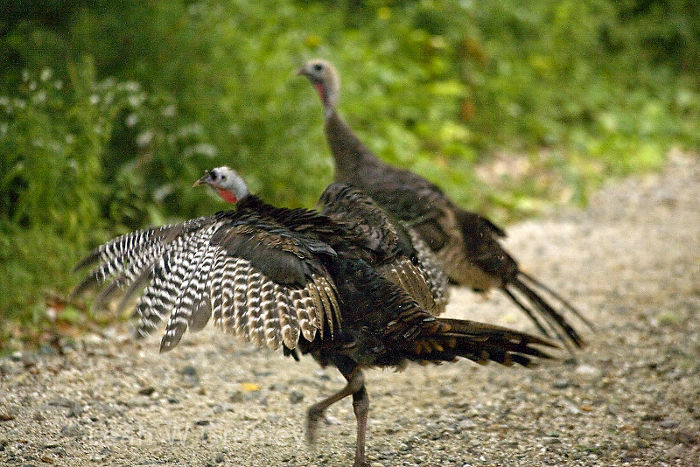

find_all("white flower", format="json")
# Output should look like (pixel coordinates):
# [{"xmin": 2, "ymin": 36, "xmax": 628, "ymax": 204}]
[
  {"xmin": 125, "ymin": 113, "xmax": 140, "ymax": 127},
  {"xmin": 136, "ymin": 130, "xmax": 154, "ymax": 147},
  {"xmin": 40, "ymin": 68, "xmax": 53, "ymax": 82}
]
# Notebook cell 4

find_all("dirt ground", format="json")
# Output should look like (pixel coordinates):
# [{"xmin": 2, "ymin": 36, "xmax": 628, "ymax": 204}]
[{"xmin": 1, "ymin": 153, "xmax": 698, "ymax": 466}]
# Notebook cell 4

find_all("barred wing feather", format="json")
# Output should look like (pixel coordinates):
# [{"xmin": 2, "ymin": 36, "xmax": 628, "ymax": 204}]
[{"xmin": 73, "ymin": 213, "xmax": 341, "ymax": 353}]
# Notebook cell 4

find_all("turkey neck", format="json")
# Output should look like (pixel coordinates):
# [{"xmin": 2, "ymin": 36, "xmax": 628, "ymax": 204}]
[{"xmin": 324, "ymin": 109, "xmax": 384, "ymax": 184}]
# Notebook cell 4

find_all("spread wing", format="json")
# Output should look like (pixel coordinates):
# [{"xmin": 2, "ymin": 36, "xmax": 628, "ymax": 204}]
[{"xmin": 72, "ymin": 210, "xmax": 341, "ymax": 353}]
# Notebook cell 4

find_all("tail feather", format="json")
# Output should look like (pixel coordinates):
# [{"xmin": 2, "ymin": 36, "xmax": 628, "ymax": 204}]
[
  {"xmin": 501, "ymin": 287, "xmax": 554, "ymax": 340},
  {"xmin": 402, "ymin": 317, "xmax": 558, "ymax": 368},
  {"xmin": 518, "ymin": 271, "xmax": 594, "ymax": 331},
  {"xmin": 507, "ymin": 276, "xmax": 585, "ymax": 349}
]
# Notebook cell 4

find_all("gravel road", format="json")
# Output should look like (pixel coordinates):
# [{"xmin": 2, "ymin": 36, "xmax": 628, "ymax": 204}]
[{"xmin": 1, "ymin": 153, "xmax": 698, "ymax": 466}]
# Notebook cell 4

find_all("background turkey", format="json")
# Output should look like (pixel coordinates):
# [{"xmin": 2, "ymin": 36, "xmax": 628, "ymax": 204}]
[
  {"xmin": 298, "ymin": 59, "xmax": 592, "ymax": 350},
  {"xmin": 72, "ymin": 167, "xmax": 559, "ymax": 467}
]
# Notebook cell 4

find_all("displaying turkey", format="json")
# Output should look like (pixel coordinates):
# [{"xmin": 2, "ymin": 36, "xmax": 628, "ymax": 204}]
[
  {"xmin": 73, "ymin": 167, "xmax": 559, "ymax": 467},
  {"xmin": 298, "ymin": 59, "xmax": 592, "ymax": 349},
  {"xmin": 201, "ymin": 168, "xmax": 449, "ymax": 316}
]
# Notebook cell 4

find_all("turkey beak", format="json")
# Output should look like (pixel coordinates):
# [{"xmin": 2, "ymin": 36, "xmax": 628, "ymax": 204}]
[
  {"xmin": 193, "ymin": 171, "xmax": 211, "ymax": 187},
  {"xmin": 295, "ymin": 66, "xmax": 308, "ymax": 77}
]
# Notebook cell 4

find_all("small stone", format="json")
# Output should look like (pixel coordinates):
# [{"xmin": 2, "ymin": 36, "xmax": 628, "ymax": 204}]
[
  {"xmin": 563, "ymin": 401, "xmax": 581, "ymax": 415},
  {"xmin": 324, "ymin": 415, "xmax": 341, "ymax": 426},
  {"xmin": 458, "ymin": 419, "xmax": 476, "ymax": 430},
  {"xmin": 0, "ymin": 413, "xmax": 14, "ymax": 421},
  {"xmin": 181, "ymin": 365, "xmax": 197, "ymax": 376},
  {"xmin": 553, "ymin": 379, "xmax": 570, "ymax": 389},
  {"xmin": 0, "ymin": 362, "xmax": 13, "ymax": 376},
  {"xmin": 33, "ymin": 412, "xmax": 45, "ymax": 422},
  {"xmin": 215, "ymin": 453, "xmax": 225, "ymax": 463},
  {"xmin": 195, "ymin": 420, "xmax": 210, "ymax": 426},
  {"xmin": 38, "ymin": 345, "xmax": 56, "ymax": 356},
  {"xmin": 67, "ymin": 403, "xmax": 83, "ymax": 418},
  {"xmin": 659, "ymin": 417, "xmax": 679, "ymax": 428},
  {"xmin": 575, "ymin": 364, "xmax": 601, "ymax": 380},
  {"xmin": 289, "ymin": 390, "xmax": 304, "ymax": 404},
  {"xmin": 439, "ymin": 387, "xmax": 457, "ymax": 397},
  {"xmin": 60, "ymin": 424, "xmax": 82, "ymax": 437},
  {"xmin": 138, "ymin": 386, "xmax": 155, "ymax": 396},
  {"xmin": 48, "ymin": 398, "xmax": 75, "ymax": 409},
  {"xmin": 636, "ymin": 426, "xmax": 654, "ymax": 440},
  {"xmin": 181, "ymin": 365, "xmax": 199, "ymax": 385},
  {"xmin": 664, "ymin": 443, "xmax": 684, "ymax": 459}
]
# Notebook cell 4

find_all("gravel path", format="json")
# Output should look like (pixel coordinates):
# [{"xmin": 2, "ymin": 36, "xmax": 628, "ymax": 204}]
[{"xmin": 1, "ymin": 154, "xmax": 698, "ymax": 466}]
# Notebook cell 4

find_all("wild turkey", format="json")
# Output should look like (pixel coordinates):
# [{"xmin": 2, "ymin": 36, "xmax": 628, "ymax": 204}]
[
  {"xmin": 73, "ymin": 167, "xmax": 559, "ymax": 466},
  {"xmin": 298, "ymin": 59, "xmax": 592, "ymax": 349},
  {"xmin": 201, "ymin": 168, "xmax": 449, "ymax": 316}
]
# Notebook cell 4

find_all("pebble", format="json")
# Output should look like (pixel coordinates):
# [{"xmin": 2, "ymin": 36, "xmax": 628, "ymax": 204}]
[
  {"xmin": 664, "ymin": 443, "xmax": 684, "ymax": 459},
  {"xmin": 659, "ymin": 417, "xmax": 679, "ymax": 428},
  {"xmin": 138, "ymin": 386, "xmax": 155, "ymax": 396},
  {"xmin": 38, "ymin": 345, "xmax": 56, "ymax": 356},
  {"xmin": 438, "ymin": 387, "xmax": 457, "ymax": 397},
  {"xmin": 636, "ymin": 426, "xmax": 655, "ymax": 440},
  {"xmin": 458, "ymin": 419, "xmax": 476, "ymax": 430},
  {"xmin": 60, "ymin": 424, "xmax": 82, "ymax": 437},
  {"xmin": 574, "ymin": 364, "xmax": 602, "ymax": 380},
  {"xmin": 289, "ymin": 390, "xmax": 304, "ymax": 404},
  {"xmin": 67, "ymin": 403, "xmax": 83, "ymax": 418},
  {"xmin": 180, "ymin": 365, "xmax": 199, "ymax": 385},
  {"xmin": 324, "ymin": 415, "xmax": 341, "ymax": 425},
  {"xmin": 553, "ymin": 378, "xmax": 570, "ymax": 389},
  {"xmin": 0, "ymin": 362, "xmax": 14, "ymax": 376},
  {"xmin": 195, "ymin": 420, "xmax": 210, "ymax": 426}
]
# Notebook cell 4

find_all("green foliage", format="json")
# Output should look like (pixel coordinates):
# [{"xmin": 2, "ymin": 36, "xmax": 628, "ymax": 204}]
[{"xmin": 0, "ymin": 0, "xmax": 697, "ymax": 349}]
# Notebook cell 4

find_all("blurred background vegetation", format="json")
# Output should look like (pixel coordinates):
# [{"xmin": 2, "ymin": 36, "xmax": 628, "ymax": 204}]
[{"xmin": 0, "ymin": 0, "xmax": 697, "ymax": 351}]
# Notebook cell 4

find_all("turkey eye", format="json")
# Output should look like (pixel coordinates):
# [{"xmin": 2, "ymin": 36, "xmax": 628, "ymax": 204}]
[
  {"xmin": 221, "ymin": 175, "xmax": 227, "ymax": 180},
  {"xmin": 313, "ymin": 63, "xmax": 323, "ymax": 72}
]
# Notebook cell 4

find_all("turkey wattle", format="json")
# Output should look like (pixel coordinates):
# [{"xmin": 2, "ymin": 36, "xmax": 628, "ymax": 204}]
[
  {"xmin": 298, "ymin": 58, "xmax": 592, "ymax": 350},
  {"xmin": 73, "ymin": 167, "xmax": 560, "ymax": 467}
]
